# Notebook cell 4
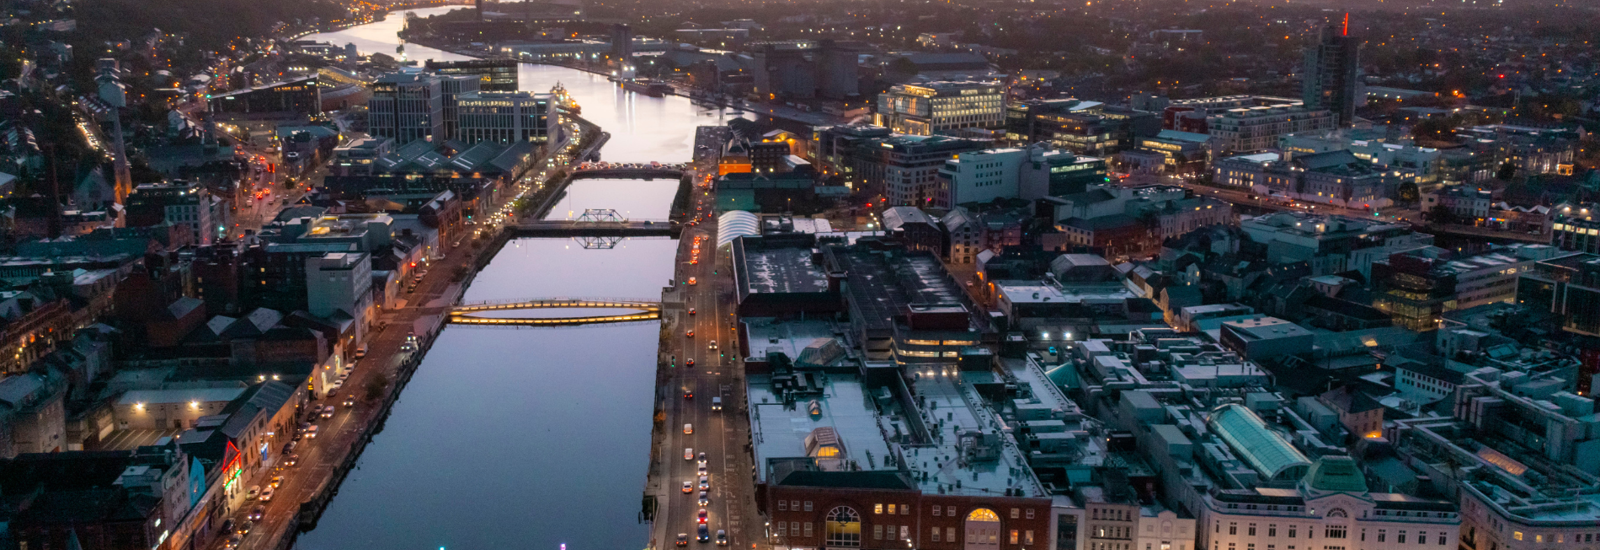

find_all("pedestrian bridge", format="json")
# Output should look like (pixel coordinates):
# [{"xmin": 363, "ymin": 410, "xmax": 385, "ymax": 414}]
[
  {"xmin": 448, "ymin": 298, "xmax": 663, "ymax": 326},
  {"xmin": 512, "ymin": 209, "xmax": 678, "ymax": 238}
]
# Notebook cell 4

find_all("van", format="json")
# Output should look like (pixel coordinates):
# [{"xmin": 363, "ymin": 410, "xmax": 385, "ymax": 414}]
[{"xmin": 711, "ymin": 397, "xmax": 722, "ymax": 411}]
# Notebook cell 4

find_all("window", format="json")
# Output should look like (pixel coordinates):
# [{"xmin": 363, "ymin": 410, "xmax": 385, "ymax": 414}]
[
  {"xmin": 1268, "ymin": 525, "xmax": 1276, "ymax": 537},
  {"xmin": 874, "ymin": 525, "xmax": 883, "ymax": 540},
  {"xmin": 790, "ymin": 522, "xmax": 799, "ymax": 536},
  {"xmin": 1288, "ymin": 527, "xmax": 1297, "ymax": 538},
  {"xmin": 1438, "ymin": 535, "xmax": 1446, "ymax": 545},
  {"xmin": 1325, "ymin": 526, "xmax": 1346, "ymax": 539},
  {"xmin": 1025, "ymin": 530, "xmax": 1034, "ymax": 545},
  {"xmin": 1012, "ymin": 508, "xmax": 1021, "ymax": 519},
  {"xmin": 1249, "ymin": 524, "xmax": 1257, "ymax": 536},
  {"xmin": 1026, "ymin": 509, "xmax": 1036, "ymax": 520},
  {"xmin": 1230, "ymin": 523, "xmax": 1238, "ymax": 535},
  {"xmin": 823, "ymin": 507, "xmax": 858, "ymax": 548},
  {"xmin": 779, "ymin": 501, "xmax": 788, "ymax": 511},
  {"xmin": 791, "ymin": 500, "xmax": 800, "ymax": 511},
  {"xmin": 933, "ymin": 506, "xmax": 941, "ymax": 517},
  {"xmin": 777, "ymin": 523, "xmax": 787, "ymax": 536},
  {"xmin": 875, "ymin": 503, "xmax": 882, "ymax": 514},
  {"xmin": 1397, "ymin": 531, "xmax": 1406, "ymax": 544},
  {"xmin": 900, "ymin": 527, "xmax": 908, "ymax": 540},
  {"xmin": 932, "ymin": 528, "xmax": 940, "ymax": 542},
  {"xmin": 948, "ymin": 506, "xmax": 956, "ymax": 517},
  {"xmin": 1418, "ymin": 532, "xmax": 1426, "ymax": 546},
  {"xmin": 805, "ymin": 501, "xmax": 814, "ymax": 512},
  {"xmin": 887, "ymin": 504, "xmax": 896, "ymax": 515},
  {"xmin": 1378, "ymin": 530, "xmax": 1386, "ymax": 542},
  {"xmin": 902, "ymin": 505, "xmax": 910, "ymax": 516},
  {"xmin": 947, "ymin": 528, "xmax": 955, "ymax": 542},
  {"xmin": 1010, "ymin": 530, "xmax": 1019, "ymax": 544}
]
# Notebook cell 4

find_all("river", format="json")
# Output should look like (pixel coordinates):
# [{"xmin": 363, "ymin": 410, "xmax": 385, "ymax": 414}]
[{"xmin": 294, "ymin": 9, "xmax": 715, "ymax": 550}]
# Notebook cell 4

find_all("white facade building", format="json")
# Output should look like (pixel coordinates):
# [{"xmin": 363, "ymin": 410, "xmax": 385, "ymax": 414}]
[
  {"xmin": 877, "ymin": 81, "xmax": 1005, "ymax": 136},
  {"xmin": 455, "ymin": 91, "xmax": 555, "ymax": 145}
]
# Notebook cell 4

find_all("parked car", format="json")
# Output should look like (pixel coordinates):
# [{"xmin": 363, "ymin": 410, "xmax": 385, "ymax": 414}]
[{"xmin": 246, "ymin": 486, "xmax": 259, "ymax": 500}]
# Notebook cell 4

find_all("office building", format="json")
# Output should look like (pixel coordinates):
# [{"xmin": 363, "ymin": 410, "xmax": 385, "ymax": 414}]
[
  {"xmin": 1303, "ymin": 24, "xmax": 1361, "ymax": 127},
  {"xmin": 610, "ymin": 24, "xmax": 633, "ymax": 59},
  {"xmin": 1239, "ymin": 212, "xmax": 1428, "ymax": 276},
  {"xmin": 1163, "ymin": 96, "xmax": 1301, "ymax": 134},
  {"xmin": 424, "ymin": 59, "xmax": 519, "ymax": 92},
  {"xmin": 455, "ymin": 91, "xmax": 554, "ymax": 145},
  {"xmin": 438, "ymin": 74, "xmax": 481, "ymax": 141},
  {"xmin": 750, "ymin": 40, "xmax": 862, "ymax": 101},
  {"xmin": 876, "ymin": 81, "xmax": 1004, "ymax": 136},
  {"xmin": 1516, "ymin": 252, "xmax": 1600, "ymax": 338},
  {"xmin": 870, "ymin": 135, "xmax": 988, "ymax": 206},
  {"xmin": 368, "ymin": 73, "xmax": 445, "ymax": 144}
]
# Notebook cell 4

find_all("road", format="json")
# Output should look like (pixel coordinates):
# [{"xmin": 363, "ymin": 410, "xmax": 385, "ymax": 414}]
[{"xmin": 651, "ymin": 133, "xmax": 763, "ymax": 550}]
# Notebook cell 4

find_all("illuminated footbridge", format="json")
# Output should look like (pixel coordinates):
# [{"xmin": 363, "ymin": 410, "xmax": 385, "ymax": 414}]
[{"xmin": 448, "ymin": 298, "xmax": 663, "ymax": 326}]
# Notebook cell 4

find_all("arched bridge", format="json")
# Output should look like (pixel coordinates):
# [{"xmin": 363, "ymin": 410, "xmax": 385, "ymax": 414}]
[{"xmin": 449, "ymin": 298, "xmax": 663, "ymax": 326}]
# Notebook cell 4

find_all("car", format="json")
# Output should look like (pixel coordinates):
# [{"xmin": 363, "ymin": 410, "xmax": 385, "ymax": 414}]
[
  {"xmin": 259, "ymin": 486, "xmax": 274, "ymax": 501},
  {"xmin": 716, "ymin": 530, "xmax": 728, "ymax": 546},
  {"xmin": 684, "ymin": 388, "xmax": 694, "ymax": 399},
  {"xmin": 698, "ymin": 491, "xmax": 710, "ymax": 506},
  {"xmin": 708, "ymin": 340, "xmax": 718, "ymax": 350},
  {"xmin": 698, "ymin": 475, "xmax": 709, "ymax": 490},
  {"xmin": 355, "ymin": 345, "xmax": 368, "ymax": 358},
  {"xmin": 246, "ymin": 486, "xmax": 260, "ymax": 500},
  {"xmin": 686, "ymin": 358, "xmax": 695, "ymax": 367},
  {"xmin": 697, "ymin": 524, "xmax": 711, "ymax": 543},
  {"xmin": 292, "ymin": 431, "xmax": 304, "ymax": 442},
  {"xmin": 697, "ymin": 458, "xmax": 707, "ymax": 468},
  {"xmin": 676, "ymin": 534, "xmax": 689, "ymax": 547},
  {"xmin": 690, "ymin": 258, "xmax": 698, "ymax": 265},
  {"xmin": 686, "ymin": 329, "xmax": 694, "ymax": 338},
  {"xmin": 284, "ymin": 454, "xmax": 298, "ymax": 466},
  {"xmin": 682, "ymin": 481, "xmax": 694, "ymax": 493},
  {"xmin": 248, "ymin": 506, "xmax": 266, "ymax": 521},
  {"xmin": 688, "ymin": 308, "xmax": 696, "ymax": 315},
  {"xmin": 698, "ymin": 465, "xmax": 708, "ymax": 477},
  {"xmin": 688, "ymin": 277, "xmax": 697, "ymax": 285},
  {"xmin": 269, "ymin": 476, "xmax": 282, "ymax": 488},
  {"xmin": 698, "ymin": 451, "xmax": 706, "ymax": 461},
  {"xmin": 685, "ymin": 448, "xmax": 694, "ymax": 460},
  {"xmin": 320, "ymin": 405, "xmax": 335, "ymax": 418},
  {"xmin": 225, "ymin": 534, "xmax": 243, "ymax": 549},
  {"xmin": 698, "ymin": 508, "xmax": 709, "ymax": 524},
  {"xmin": 343, "ymin": 395, "xmax": 356, "ymax": 407},
  {"xmin": 684, "ymin": 423, "xmax": 693, "ymax": 435},
  {"xmin": 305, "ymin": 425, "xmax": 318, "ymax": 438}
]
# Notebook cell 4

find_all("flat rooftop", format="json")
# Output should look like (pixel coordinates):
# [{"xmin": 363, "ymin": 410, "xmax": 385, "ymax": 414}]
[{"xmin": 742, "ymin": 246, "xmax": 829, "ymax": 295}]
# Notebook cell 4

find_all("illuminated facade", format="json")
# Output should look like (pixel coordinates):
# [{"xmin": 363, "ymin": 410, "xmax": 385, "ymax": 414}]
[
  {"xmin": 455, "ymin": 91, "xmax": 554, "ymax": 145},
  {"xmin": 877, "ymin": 81, "xmax": 1004, "ymax": 136}
]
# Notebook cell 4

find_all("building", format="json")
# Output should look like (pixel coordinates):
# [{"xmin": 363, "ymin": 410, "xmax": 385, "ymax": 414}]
[
  {"xmin": 454, "ymin": 91, "xmax": 554, "ymax": 145},
  {"xmin": 1390, "ymin": 368, "xmax": 1599, "ymax": 550},
  {"xmin": 368, "ymin": 73, "xmax": 445, "ymax": 144},
  {"xmin": 876, "ymin": 81, "xmax": 1004, "ymax": 136},
  {"xmin": 1046, "ymin": 184, "xmax": 1233, "ymax": 257},
  {"xmin": 1302, "ymin": 24, "xmax": 1361, "ymax": 127},
  {"xmin": 330, "ymin": 137, "xmax": 395, "ymax": 177},
  {"xmin": 1238, "ymin": 212, "xmax": 1427, "ymax": 276},
  {"xmin": 1280, "ymin": 131, "xmax": 1442, "ymax": 186},
  {"xmin": 125, "ymin": 181, "xmax": 224, "ymax": 245},
  {"xmin": 1130, "ymin": 130, "xmax": 1211, "ymax": 174},
  {"xmin": 610, "ymin": 24, "xmax": 633, "ymax": 59},
  {"xmin": 1198, "ymin": 452, "xmax": 1460, "ymax": 550},
  {"xmin": 1164, "ymin": 96, "xmax": 1302, "ymax": 134},
  {"xmin": 937, "ymin": 144, "xmax": 1108, "ymax": 207},
  {"xmin": 424, "ymin": 59, "xmax": 518, "ymax": 92},
  {"xmin": 750, "ymin": 40, "xmax": 862, "ymax": 101},
  {"xmin": 880, "ymin": 207, "xmax": 944, "ymax": 253},
  {"xmin": 1515, "ymin": 252, "xmax": 1600, "ymax": 338},
  {"xmin": 208, "ymin": 76, "xmax": 320, "ymax": 119},
  {"xmin": 306, "ymin": 252, "xmax": 373, "ymax": 321},
  {"xmin": 437, "ymin": 74, "xmax": 482, "ymax": 140},
  {"xmin": 1208, "ymin": 102, "xmax": 1336, "ymax": 155},
  {"xmin": 0, "ymin": 371, "xmax": 68, "ymax": 457},
  {"xmin": 868, "ymin": 135, "xmax": 988, "ymax": 206},
  {"xmin": 1218, "ymin": 317, "xmax": 1314, "ymax": 360}
]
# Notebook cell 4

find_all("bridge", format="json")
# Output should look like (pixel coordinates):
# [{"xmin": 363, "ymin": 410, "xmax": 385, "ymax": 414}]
[
  {"xmin": 570, "ymin": 168, "xmax": 685, "ymax": 180},
  {"xmin": 511, "ymin": 209, "xmax": 679, "ymax": 239},
  {"xmin": 449, "ymin": 298, "xmax": 663, "ymax": 327}
]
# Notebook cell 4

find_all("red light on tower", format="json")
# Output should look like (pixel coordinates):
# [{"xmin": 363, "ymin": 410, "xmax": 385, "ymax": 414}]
[{"xmin": 1342, "ymin": 13, "xmax": 1349, "ymax": 37}]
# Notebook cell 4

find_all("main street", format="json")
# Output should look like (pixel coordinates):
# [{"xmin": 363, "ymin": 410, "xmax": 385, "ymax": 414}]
[{"xmin": 652, "ymin": 139, "xmax": 763, "ymax": 550}]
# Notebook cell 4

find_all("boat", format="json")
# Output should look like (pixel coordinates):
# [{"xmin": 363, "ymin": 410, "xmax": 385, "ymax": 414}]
[
  {"xmin": 620, "ymin": 79, "xmax": 671, "ymax": 97},
  {"xmin": 551, "ymin": 82, "xmax": 580, "ymax": 114}
]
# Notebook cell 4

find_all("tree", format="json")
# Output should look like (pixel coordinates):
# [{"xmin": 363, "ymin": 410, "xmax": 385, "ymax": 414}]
[
  {"xmin": 1496, "ymin": 161, "xmax": 1518, "ymax": 182},
  {"xmin": 363, "ymin": 373, "xmax": 391, "ymax": 402},
  {"xmin": 1397, "ymin": 182, "xmax": 1419, "ymax": 204}
]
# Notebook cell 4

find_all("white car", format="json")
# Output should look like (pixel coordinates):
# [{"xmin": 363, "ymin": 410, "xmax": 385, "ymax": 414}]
[{"xmin": 684, "ymin": 448, "xmax": 694, "ymax": 461}]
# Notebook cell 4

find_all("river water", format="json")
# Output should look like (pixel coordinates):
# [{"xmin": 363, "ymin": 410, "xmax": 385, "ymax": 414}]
[{"xmin": 295, "ymin": 10, "xmax": 718, "ymax": 550}]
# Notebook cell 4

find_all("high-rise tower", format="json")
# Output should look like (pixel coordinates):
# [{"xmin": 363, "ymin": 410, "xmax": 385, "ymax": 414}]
[{"xmin": 1303, "ymin": 16, "xmax": 1360, "ymax": 127}]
